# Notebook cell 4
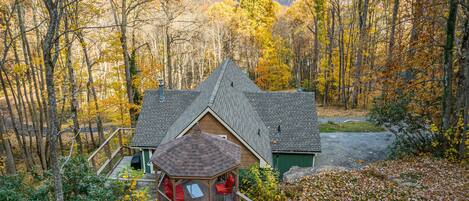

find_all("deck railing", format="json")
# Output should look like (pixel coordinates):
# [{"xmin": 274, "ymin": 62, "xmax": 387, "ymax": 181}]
[
  {"xmin": 87, "ymin": 128, "xmax": 135, "ymax": 176},
  {"xmin": 236, "ymin": 192, "xmax": 253, "ymax": 201}
]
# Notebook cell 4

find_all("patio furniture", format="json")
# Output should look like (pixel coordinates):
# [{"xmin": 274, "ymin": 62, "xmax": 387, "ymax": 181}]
[
  {"xmin": 215, "ymin": 174, "xmax": 235, "ymax": 195},
  {"xmin": 163, "ymin": 177, "xmax": 184, "ymax": 201}
]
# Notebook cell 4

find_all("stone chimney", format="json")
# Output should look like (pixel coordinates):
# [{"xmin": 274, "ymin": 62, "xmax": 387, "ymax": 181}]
[{"xmin": 158, "ymin": 79, "xmax": 165, "ymax": 102}]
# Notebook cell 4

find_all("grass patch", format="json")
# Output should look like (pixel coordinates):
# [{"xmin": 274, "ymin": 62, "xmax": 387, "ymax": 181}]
[{"xmin": 319, "ymin": 121, "xmax": 385, "ymax": 132}]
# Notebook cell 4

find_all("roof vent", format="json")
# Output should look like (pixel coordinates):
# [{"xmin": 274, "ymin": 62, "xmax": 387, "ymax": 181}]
[
  {"xmin": 257, "ymin": 129, "xmax": 261, "ymax": 136},
  {"xmin": 230, "ymin": 81, "xmax": 234, "ymax": 87},
  {"xmin": 277, "ymin": 125, "xmax": 281, "ymax": 133},
  {"xmin": 158, "ymin": 79, "xmax": 165, "ymax": 102}
]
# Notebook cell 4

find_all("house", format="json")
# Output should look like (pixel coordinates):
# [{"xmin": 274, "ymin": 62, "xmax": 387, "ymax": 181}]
[{"xmin": 130, "ymin": 59, "xmax": 320, "ymax": 177}]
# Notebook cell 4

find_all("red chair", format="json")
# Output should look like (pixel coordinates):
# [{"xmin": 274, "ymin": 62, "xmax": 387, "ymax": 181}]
[
  {"xmin": 162, "ymin": 177, "xmax": 184, "ymax": 201},
  {"xmin": 215, "ymin": 174, "xmax": 235, "ymax": 195}
]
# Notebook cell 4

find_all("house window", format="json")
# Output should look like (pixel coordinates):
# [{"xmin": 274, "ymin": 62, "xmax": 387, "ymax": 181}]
[{"xmin": 218, "ymin": 135, "xmax": 227, "ymax": 140}]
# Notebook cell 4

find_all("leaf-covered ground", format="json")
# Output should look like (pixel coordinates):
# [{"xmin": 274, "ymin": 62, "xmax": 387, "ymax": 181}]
[{"xmin": 285, "ymin": 156, "xmax": 468, "ymax": 200}]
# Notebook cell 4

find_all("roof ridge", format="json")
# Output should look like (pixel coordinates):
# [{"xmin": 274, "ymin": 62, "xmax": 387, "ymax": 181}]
[{"xmin": 208, "ymin": 60, "xmax": 229, "ymax": 106}]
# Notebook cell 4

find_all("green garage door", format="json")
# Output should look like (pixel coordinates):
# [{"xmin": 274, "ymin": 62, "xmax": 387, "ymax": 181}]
[{"xmin": 273, "ymin": 153, "xmax": 315, "ymax": 179}]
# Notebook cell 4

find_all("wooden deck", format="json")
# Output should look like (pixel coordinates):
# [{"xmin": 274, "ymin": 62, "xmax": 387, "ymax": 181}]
[
  {"xmin": 88, "ymin": 128, "xmax": 252, "ymax": 201},
  {"xmin": 108, "ymin": 156, "xmax": 156, "ymax": 181},
  {"xmin": 87, "ymin": 128, "xmax": 134, "ymax": 176}
]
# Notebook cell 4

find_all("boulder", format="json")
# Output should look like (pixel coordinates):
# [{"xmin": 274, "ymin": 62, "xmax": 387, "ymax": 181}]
[
  {"xmin": 283, "ymin": 166, "xmax": 349, "ymax": 184},
  {"xmin": 283, "ymin": 166, "xmax": 315, "ymax": 184}
]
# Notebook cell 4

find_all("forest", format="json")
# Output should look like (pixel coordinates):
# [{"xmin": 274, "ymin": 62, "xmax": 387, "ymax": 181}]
[{"xmin": 0, "ymin": 0, "xmax": 468, "ymax": 200}]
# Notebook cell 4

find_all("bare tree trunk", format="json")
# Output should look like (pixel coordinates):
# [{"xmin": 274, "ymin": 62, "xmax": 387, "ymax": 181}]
[
  {"xmin": 11, "ymin": 39, "xmax": 38, "ymax": 161},
  {"xmin": 77, "ymin": 33, "xmax": 105, "ymax": 145},
  {"xmin": 11, "ymin": 41, "xmax": 38, "ymax": 164},
  {"xmin": 352, "ymin": 0, "xmax": 369, "ymax": 108},
  {"xmin": 64, "ymin": 15, "xmax": 82, "ymax": 153},
  {"xmin": 4, "ymin": 69, "xmax": 35, "ymax": 167},
  {"xmin": 442, "ymin": 0, "xmax": 458, "ymax": 132},
  {"xmin": 86, "ymin": 86, "xmax": 96, "ymax": 148},
  {"xmin": 16, "ymin": 1, "xmax": 47, "ymax": 170},
  {"xmin": 0, "ymin": 111, "xmax": 16, "ymax": 175},
  {"xmin": 459, "ymin": 1, "xmax": 468, "ymax": 159},
  {"xmin": 42, "ymin": 0, "xmax": 64, "ymax": 199},
  {"xmin": 324, "ymin": 8, "xmax": 335, "ymax": 107},
  {"xmin": 0, "ymin": 69, "xmax": 33, "ymax": 172},
  {"xmin": 166, "ymin": 27, "xmax": 173, "ymax": 89},
  {"xmin": 312, "ymin": 18, "xmax": 320, "ymax": 92},
  {"xmin": 109, "ymin": 0, "xmax": 137, "ymax": 126},
  {"xmin": 335, "ymin": 2, "xmax": 346, "ymax": 107},
  {"xmin": 383, "ymin": 0, "xmax": 399, "ymax": 96}
]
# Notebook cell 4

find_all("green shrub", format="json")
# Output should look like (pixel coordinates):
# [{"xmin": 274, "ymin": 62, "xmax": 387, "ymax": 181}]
[
  {"xmin": 370, "ymin": 97, "xmax": 435, "ymax": 158},
  {"xmin": 36, "ymin": 156, "xmax": 124, "ymax": 201},
  {"xmin": 0, "ymin": 175, "xmax": 30, "ymax": 201},
  {"xmin": 0, "ymin": 156, "xmax": 128, "ymax": 201},
  {"xmin": 239, "ymin": 165, "xmax": 286, "ymax": 201}
]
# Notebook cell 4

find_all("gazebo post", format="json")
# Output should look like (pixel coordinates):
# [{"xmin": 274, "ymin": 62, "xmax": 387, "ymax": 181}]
[
  {"xmin": 235, "ymin": 169, "xmax": 239, "ymax": 201},
  {"xmin": 207, "ymin": 180, "xmax": 212, "ymax": 201},
  {"xmin": 172, "ymin": 178, "xmax": 176, "ymax": 201},
  {"xmin": 154, "ymin": 166, "xmax": 160, "ymax": 199}
]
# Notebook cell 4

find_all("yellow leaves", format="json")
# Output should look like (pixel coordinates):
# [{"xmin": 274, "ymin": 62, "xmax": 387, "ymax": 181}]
[
  {"xmin": 206, "ymin": 0, "xmax": 237, "ymax": 23},
  {"xmin": 12, "ymin": 64, "xmax": 27, "ymax": 75},
  {"xmin": 0, "ymin": 156, "xmax": 5, "ymax": 174},
  {"xmin": 430, "ymin": 124, "xmax": 439, "ymax": 133},
  {"xmin": 118, "ymin": 167, "xmax": 151, "ymax": 201}
]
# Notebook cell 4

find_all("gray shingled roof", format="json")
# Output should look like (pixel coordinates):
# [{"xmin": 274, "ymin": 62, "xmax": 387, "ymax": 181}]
[
  {"xmin": 151, "ymin": 131, "xmax": 241, "ymax": 178},
  {"xmin": 132, "ymin": 59, "xmax": 320, "ymax": 165},
  {"xmin": 245, "ymin": 92, "xmax": 321, "ymax": 153},
  {"xmin": 160, "ymin": 60, "xmax": 272, "ymax": 164},
  {"xmin": 131, "ymin": 90, "xmax": 199, "ymax": 147}
]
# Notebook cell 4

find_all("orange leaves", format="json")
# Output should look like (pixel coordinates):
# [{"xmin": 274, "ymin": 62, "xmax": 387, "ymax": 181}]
[
  {"xmin": 255, "ymin": 51, "xmax": 291, "ymax": 91},
  {"xmin": 289, "ymin": 156, "xmax": 469, "ymax": 200}
]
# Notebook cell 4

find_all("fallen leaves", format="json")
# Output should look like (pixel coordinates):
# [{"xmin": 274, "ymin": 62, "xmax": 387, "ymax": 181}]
[{"xmin": 285, "ymin": 156, "xmax": 469, "ymax": 200}]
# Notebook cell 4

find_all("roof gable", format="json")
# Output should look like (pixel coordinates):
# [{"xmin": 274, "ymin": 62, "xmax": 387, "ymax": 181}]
[{"xmin": 160, "ymin": 60, "xmax": 272, "ymax": 163}]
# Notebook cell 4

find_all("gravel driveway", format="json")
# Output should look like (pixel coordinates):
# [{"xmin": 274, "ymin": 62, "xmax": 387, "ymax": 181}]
[{"xmin": 315, "ymin": 132, "xmax": 395, "ymax": 169}]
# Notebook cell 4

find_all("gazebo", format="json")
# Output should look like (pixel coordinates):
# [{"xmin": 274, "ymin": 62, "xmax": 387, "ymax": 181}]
[{"xmin": 151, "ymin": 127, "xmax": 241, "ymax": 201}]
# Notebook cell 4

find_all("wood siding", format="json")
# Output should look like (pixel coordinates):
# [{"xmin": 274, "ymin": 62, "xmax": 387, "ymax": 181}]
[{"xmin": 186, "ymin": 113, "xmax": 260, "ymax": 168}]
